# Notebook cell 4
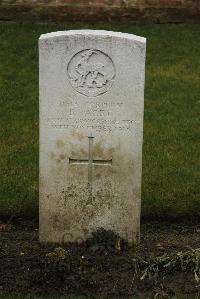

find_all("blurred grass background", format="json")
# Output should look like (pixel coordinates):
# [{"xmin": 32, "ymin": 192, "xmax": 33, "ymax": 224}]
[{"xmin": 0, "ymin": 24, "xmax": 199, "ymax": 220}]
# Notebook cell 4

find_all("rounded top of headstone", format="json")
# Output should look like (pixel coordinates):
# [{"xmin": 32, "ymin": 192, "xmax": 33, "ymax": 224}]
[{"xmin": 39, "ymin": 29, "xmax": 146, "ymax": 44}]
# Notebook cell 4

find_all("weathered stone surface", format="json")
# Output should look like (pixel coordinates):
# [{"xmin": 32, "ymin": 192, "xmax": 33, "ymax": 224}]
[
  {"xmin": 39, "ymin": 30, "xmax": 146, "ymax": 244},
  {"xmin": 0, "ymin": 0, "xmax": 199, "ymax": 23}
]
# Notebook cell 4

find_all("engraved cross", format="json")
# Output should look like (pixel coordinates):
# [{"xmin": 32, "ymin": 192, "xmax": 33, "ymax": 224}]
[{"xmin": 69, "ymin": 135, "xmax": 112, "ymax": 200}]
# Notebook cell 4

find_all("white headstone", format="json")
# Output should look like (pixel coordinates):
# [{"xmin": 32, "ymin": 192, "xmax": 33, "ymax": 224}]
[{"xmin": 39, "ymin": 30, "xmax": 146, "ymax": 244}]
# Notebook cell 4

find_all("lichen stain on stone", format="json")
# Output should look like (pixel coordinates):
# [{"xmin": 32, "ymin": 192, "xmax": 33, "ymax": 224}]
[
  {"xmin": 44, "ymin": 180, "xmax": 128, "ymax": 243},
  {"xmin": 93, "ymin": 141, "xmax": 114, "ymax": 159},
  {"xmin": 108, "ymin": 147, "xmax": 115, "ymax": 156},
  {"xmin": 50, "ymin": 213, "xmax": 71, "ymax": 232},
  {"xmin": 93, "ymin": 141, "xmax": 104, "ymax": 157},
  {"xmin": 95, "ymin": 173, "xmax": 101, "ymax": 179},
  {"xmin": 56, "ymin": 140, "xmax": 65, "ymax": 148},
  {"xmin": 71, "ymin": 148, "xmax": 87, "ymax": 157},
  {"xmin": 59, "ymin": 154, "xmax": 66, "ymax": 160},
  {"xmin": 45, "ymin": 152, "xmax": 136, "ymax": 243},
  {"xmin": 72, "ymin": 131, "xmax": 85, "ymax": 141},
  {"xmin": 49, "ymin": 152, "xmax": 56, "ymax": 160},
  {"xmin": 80, "ymin": 148, "xmax": 87, "ymax": 156}
]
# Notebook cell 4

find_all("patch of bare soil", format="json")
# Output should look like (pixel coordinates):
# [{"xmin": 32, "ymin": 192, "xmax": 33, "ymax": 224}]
[{"xmin": 0, "ymin": 220, "xmax": 200, "ymax": 298}]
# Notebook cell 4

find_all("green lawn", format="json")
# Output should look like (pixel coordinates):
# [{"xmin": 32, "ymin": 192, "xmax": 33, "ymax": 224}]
[{"xmin": 0, "ymin": 24, "xmax": 199, "ymax": 220}]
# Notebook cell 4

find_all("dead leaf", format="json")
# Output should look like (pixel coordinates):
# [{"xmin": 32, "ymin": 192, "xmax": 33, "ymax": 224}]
[
  {"xmin": 115, "ymin": 237, "xmax": 121, "ymax": 255},
  {"xmin": 152, "ymin": 287, "xmax": 168, "ymax": 297},
  {"xmin": 156, "ymin": 243, "xmax": 165, "ymax": 250},
  {"xmin": 0, "ymin": 224, "xmax": 11, "ymax": 232}
]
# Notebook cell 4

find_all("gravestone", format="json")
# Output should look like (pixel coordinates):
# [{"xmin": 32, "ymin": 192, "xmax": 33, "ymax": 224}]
[{"xmin": 39, "ymin": 30, "xmax": 146, "ymax": 244}]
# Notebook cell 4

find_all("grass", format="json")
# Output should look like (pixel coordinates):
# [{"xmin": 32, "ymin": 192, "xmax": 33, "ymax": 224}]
[{"xmin": 0, "ymin": 23, "xmax": 199, "ymax": 220}]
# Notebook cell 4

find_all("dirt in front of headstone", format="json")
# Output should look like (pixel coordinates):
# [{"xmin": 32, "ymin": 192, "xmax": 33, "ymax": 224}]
[{"xmin": 0, "ymin": 220, "xmax": 200, "ymax": 298}]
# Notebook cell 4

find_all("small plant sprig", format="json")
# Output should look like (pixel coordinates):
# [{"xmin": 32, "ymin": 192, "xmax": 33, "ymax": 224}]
[
  {"xmin": 139, "ymin": 248, "xmax": 200, "ymax": 283},
  {"xmin": 46, "ymin": 247, "xmax": 69, "ymax": 262}
]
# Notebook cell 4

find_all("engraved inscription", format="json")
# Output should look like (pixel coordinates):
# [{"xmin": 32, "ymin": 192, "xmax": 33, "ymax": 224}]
[
  {"xmin": 48, "ymin": 117, "xmax": 139, "ymax": 132},
  {"xmin": 47, "ymin": 99, "xmax": 140, "ymax": 133},
  {"xmin": 67, "ymin": 49, "xmax": 115, "ymax": 97},
  {"xmin": 69, "ymin": 135, "xmax": 112, "ymax": 202}
]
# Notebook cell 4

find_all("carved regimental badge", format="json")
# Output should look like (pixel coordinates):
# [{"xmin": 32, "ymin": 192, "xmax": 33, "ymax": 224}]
[{"xmin": 67, "ymin": 49, "xmax": 115, "ymax": 97}]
